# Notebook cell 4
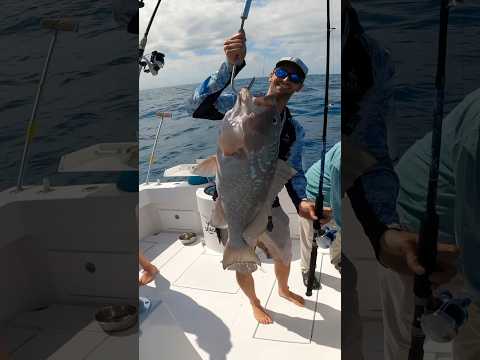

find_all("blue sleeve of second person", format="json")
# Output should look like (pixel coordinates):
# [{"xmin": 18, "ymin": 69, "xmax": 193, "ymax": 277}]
[
  {"xmin": 349, "ymin": 36, "xmax": 400, "ymax": 225},
  {"xmin": 325, "ymin": 142, "xmax": 342, "ymax": 229},
  {"xmin": 309, "ymin": 142, "xmax": 342, "ymax": 229}
]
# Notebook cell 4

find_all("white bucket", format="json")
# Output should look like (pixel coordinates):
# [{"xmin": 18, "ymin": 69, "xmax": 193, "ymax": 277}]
[{"xmin": 195, "ymin": 187, "xmax": 225, "ymax": 254}]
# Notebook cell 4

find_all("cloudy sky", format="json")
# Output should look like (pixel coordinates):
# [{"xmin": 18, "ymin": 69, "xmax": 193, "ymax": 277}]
[{"xmin": 139, "ymin": 0, "xmax": 341, "ymax": 89}]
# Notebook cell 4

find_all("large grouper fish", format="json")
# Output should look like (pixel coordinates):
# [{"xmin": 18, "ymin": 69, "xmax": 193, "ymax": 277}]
[{"xmin": 193, "ymin": 87, "xmax": 296, "ymax": 272}]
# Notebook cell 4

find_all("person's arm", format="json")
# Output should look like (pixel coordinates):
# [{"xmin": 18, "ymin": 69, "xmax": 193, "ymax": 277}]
[
  {"xmin": 346, "ymin": 33, "xmax": 400, "ymax": 240},
  {"xmin": 347, "ymin": 180, "xmax": 388, "ymax": 259},
  {"xmin": 454, "ymin": 131, "xmax": 480, "ymax": 302},
  {"xmin": 139, "ymin": 252, "xmax": 158, "ymax": 286},
  {"xmin": 306, "ymin": 145, "xmax": 338, "ymax": 220},
  {"xmin": 185, "ymin": 60, "xmax": 246, "ymax": 120},
  {"xmin": 186, "ymin": 32, "xmax": 248, "ymax": 120},
  {"xmin": 328, "ymin": 145, "xmax": 342, "ymax": 229},
  {"xmin": 285, "ymin": 119, "xmax": 307, "ymax": 212}
]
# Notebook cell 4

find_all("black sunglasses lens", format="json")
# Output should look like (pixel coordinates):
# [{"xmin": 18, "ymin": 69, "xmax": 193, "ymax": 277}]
[
  {"xmin": 275, "ymin": 67, "xmax": 303, "ymax": 83},
  {"xmin": 290, "ymin": 74, "xmax": 302, "ymax": 83},
  {"xmin": 275, "ymin": 68, "xmax": 288, "ymax": 78}
]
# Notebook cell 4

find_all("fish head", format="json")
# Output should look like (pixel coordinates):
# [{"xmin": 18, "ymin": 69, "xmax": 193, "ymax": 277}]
[{"xmin": 219, "ymin": 87, "xmax": 281, "ymax": 155}]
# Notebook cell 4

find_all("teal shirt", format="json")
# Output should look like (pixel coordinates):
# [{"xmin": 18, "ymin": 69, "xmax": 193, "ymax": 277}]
[
  {"xmin": 395, "ymin": 89, "xmax": 480, "ymax": 303},
  {"xmin": 306, "ymin": 141, "xmax": 341, "ymax": 229}
]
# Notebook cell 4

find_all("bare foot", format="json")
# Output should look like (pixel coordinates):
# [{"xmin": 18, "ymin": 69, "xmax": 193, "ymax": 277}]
[
  {"xmin": 251, "ymin": 301, "xmax": 273, "ymax": 324},
  {"xmin": 279, "ymin": 289, "xmax": 305, "ymax": 307},
  {"xmin": 139, "ymin": 265, "xmax": 159, "ymax": 286}
]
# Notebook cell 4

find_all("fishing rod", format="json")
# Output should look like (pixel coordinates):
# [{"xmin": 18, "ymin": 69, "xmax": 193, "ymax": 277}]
[
  {"xmin": 139, "ymin": 0, "xmax": 164, "ymax": 76},
  {"xmin": 230, "ymin": 0, "xmax": 254, "ymax": 94},
  {"xmin": 306, "ymin": 0, "xmax": 332, "ymax": 297},
  {"xmin": 408, "ymin": 1, "xmax": 470, "ymax": 358}
]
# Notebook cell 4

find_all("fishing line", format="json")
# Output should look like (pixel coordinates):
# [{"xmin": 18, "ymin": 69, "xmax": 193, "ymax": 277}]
[{"xmin": 229, "ymin": 0, "xmax": 254, "ymax": 94}]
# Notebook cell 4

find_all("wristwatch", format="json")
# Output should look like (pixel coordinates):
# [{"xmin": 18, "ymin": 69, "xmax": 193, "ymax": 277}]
[{"xmin": 378, "ymin": 223, "xmax": 409, "ymax": 268}]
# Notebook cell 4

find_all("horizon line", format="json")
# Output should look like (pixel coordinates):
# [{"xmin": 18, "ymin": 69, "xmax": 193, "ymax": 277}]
[{"xmin": 140, "ymin": 72, "xmax": 341, "ymax": 91}]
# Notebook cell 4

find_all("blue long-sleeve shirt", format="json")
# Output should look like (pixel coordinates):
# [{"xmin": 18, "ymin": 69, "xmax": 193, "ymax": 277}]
[
  {"xmin": 395, "ymin": 88, "xmax": 480, "ymax": 303},
  {"xmin": 185, "ymin": 60, "xmax": 307, "ymax": 210},
  {"xmin": 343, "ymin": 6, "xmax": 400, "ymax": 258},
  {"xmin": 344, "ymin": 15, "xmax": 399, "ymax": 225},
  {"xmin": 306, "ymin": 142, "xmax": 342, "ymax": 229}
]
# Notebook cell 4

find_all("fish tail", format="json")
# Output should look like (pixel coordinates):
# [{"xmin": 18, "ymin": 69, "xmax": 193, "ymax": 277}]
[{"xmin": 222, "ymin": 241, "xmax": 260, "ymax": 273}]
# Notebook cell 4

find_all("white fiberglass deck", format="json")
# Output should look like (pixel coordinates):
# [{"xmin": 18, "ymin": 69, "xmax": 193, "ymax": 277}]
[{"xmin": 140, "ymin": 231, "xmax": 341, "ymax": 360}]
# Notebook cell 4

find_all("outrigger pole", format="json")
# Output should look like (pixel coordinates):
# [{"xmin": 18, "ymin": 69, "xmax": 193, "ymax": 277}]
[
  {"xmin": 145, "ymin": 112, "xmax": 171, "ymax": 184},
  {"xmin": 16, "ymin": 19, "xmax": 79, "ymax": 191}
]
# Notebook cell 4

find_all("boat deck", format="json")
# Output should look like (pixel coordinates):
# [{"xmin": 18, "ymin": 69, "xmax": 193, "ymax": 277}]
[
  {"xmin": 140, "ymin": 231, "xmax": 453, "ymax": 360},
  {"xmin": 0, "ymin": 230, "xmax": 452, "ymax": 359},
  {"xmin": 140, "ymin": 231, "xmax": 341, "ymax": 360}
]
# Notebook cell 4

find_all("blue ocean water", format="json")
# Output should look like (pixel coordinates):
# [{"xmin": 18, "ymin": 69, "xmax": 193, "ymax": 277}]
[
  {"xmin": 0, "ymin": 1, "xmax": 137, "ymax": 191},
  {"xmin": 353, "ymin": 1, "xmax": 480, "ymax": 160},
  {"xmin": 3, "ymin": 2, "xmax": 477, "ymax": 191},
  {"xmin": 139, "ymin": 74, "xmax": 341, "ymax": 183}
]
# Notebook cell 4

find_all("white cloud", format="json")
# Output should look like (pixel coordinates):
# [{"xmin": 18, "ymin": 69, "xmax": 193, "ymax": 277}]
[{"xmin": 140, "ymin": 0, "xmax": 340, "ymax": 89}]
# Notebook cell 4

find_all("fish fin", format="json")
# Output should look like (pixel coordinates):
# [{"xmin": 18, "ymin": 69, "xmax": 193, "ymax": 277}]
[
  {"xmin": 192, "ymin": 155, "xmax": 217, "ymax": 177},
  {"xmin": 222, "ymin": 243, "xmax": 260, "ymax": 273},
  {"xmin": 215, "ymin": 227, "xmax": 228, "ymax": 246},
  {"xmin": 243, "ymin": 205, "xmax": 270, "ymax": 244},
  {"xmin": 267, "ymin": 159, "xmax": 297, "ymax": 201},
  {"xmin": 211, "ymin": 198, "xmax": 227, "ymax": 228},
  {"xmin": 242, "ymin": 160, "xmax": 295, "ymax": 242}
]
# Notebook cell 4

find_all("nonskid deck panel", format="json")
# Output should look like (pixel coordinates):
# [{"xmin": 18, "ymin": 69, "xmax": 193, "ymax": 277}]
[{"xmin": 141, "ymin": 232, "xmax": 341, "ymax": 360}]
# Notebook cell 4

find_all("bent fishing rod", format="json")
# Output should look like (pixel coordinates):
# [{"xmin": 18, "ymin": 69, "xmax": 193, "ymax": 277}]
[
  {"xmin": 139, "ymin": 0, "xmax": 162, "ymax": 76},
  {"xmin": 306, "ymin": 0, "xmax": 331, "ymax": 297},
  {"xmin": 408, "ymin": 1, "xmax": 456, "ymax": 358}
]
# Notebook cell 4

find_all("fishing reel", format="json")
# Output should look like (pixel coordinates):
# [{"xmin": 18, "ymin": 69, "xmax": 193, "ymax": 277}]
[
  {"xmin": 140, "ymin": 51, "xmax": 165, "ymax": 75},
  {"xmin": 316, "ymin": 225, "xmax": 337, "ymax": 249},
  {"xmin": 421, "ymin": 290, "xmax": 471, "ymax": 343}
]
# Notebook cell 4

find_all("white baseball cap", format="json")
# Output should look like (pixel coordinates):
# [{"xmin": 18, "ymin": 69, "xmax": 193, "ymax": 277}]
[{"xmin": 275, "ymin": 57, "xmax": 308, "ymax": 79}]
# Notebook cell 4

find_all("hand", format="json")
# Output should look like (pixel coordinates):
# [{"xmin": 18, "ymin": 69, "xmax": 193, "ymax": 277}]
[
  {"xmin": 139, "ymin": 263, "xmax": 159, "ymax": 286},
  {"xmin": 298, "ymin": 200, "xmax": 332, "ymax": 225},
  {"xmin": 224, "ymin": 32, "xmax": 246, "ymax": 65},
  {"xmin": 379, "ymin": 229, "xmax": 460, "ymax": 287}
]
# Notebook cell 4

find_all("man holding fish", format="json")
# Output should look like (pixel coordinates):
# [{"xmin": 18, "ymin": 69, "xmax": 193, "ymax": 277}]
[{"xmin": 187, "ymin": 31, "xmax": 329, "ymax": 324}]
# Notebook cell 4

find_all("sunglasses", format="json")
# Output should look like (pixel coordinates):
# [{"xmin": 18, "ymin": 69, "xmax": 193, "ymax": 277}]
[{"xmin": 274, "ymin": 67, "xmax": 303, "ymax": 84}]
